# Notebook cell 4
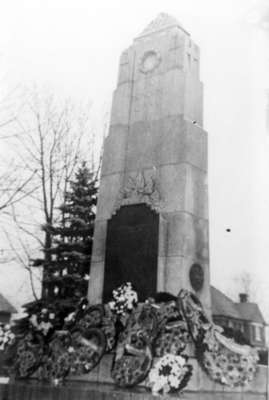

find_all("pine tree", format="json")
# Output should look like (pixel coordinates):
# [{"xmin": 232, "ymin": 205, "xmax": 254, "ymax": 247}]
[{"xmin": 41, "ymin": 161, "xmax": 98, "ymax": 314}]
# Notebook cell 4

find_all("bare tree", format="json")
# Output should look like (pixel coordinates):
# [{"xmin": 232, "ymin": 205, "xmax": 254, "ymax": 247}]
[
  {"xmin": 3, "ymin": 228, "xmax": 40, "ymax": 301},
  {"xmin": 1, "ymin": 89, "xmax": 100, "ymax": 300},
  {"xmin": 0, "ymin": 85, "xmax": 39, "ymax": 214}
]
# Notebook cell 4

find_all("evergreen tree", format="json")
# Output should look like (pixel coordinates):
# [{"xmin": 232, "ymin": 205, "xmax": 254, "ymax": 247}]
[{"xmin": 40, "ymin": 161, "xmax": 98, "ymax": 314}]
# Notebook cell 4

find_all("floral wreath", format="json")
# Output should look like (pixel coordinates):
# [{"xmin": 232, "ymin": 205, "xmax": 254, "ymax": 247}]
[
  {"xmin": 108, "ymin": 282, "xmax": 138, "ymax": 316},
  {"xmin": 3, "ymin": 283, "xmax": 259, "ymax": 392},
  {"xmin": 0, "ymin": 324, "xmax": 15, "ymax": 350},
  {"xmin": 148, "ymin": 354, "xmax": 192, "ymax": 395}
]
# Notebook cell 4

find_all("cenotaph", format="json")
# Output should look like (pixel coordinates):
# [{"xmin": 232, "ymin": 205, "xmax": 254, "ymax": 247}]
[
  {"xmin": 88, "ymin": 13, "xmax": 210, "ymax": 314},
  {"xmin": 1, "ymin": 14, "xmax": 265, "ymax": 400}
]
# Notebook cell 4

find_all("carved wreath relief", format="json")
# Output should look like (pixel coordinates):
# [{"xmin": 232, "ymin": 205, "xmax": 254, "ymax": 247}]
[
  {"xmin": 114, "ymin": 168, "xmax": 162, "ymax": 212},
  {"xmin": 139, "ymin": 50, "xmax": 161, "ymax": 74}
]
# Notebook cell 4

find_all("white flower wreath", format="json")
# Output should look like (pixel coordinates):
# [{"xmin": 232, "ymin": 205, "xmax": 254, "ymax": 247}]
[
  {"xmin": 29, "ymin": 313, "xmax": 53, "ymax": 336},
  {"xmin": 108, "ymin": 282, "xmax": 138, "ymax": 316},
  {"xmin": 0, "ymin": 324, "xmax": 15, "ymax": 350},
  {"xmin": 148, "ymin": 354, "xmax": 191, "ymax": 395}
]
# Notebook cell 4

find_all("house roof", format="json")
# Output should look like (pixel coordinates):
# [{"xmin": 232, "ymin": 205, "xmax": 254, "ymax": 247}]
[
  {"xmin": 0, "ymin": 293, "xmax": 16, "ymax": 314},
  {"xmin": 211, "ymin": 286, "xmax": 241, "ymax": 320},
  {"xmin": 211, "ymin": 286, "xmax": 266, "ymax": 325},
  {"xmin": 235, "ymin": 302, "xmax": 266, "ymax": 325}
]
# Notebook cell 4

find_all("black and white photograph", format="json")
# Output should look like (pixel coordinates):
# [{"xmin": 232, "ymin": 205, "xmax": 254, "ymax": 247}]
[{"xmin": 0, "ymin": 0, "xmax": 269, "ymax": 398}]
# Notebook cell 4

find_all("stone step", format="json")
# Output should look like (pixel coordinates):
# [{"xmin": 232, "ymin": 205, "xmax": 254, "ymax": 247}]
[{"xmin": 0, "ymin": 380, "xmax": 266, "ymax": 400}]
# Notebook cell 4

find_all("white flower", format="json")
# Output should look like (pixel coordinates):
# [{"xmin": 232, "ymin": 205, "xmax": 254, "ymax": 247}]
[
  {"xmin": 29, "ymin": 314, "xmax": 38, "ymax": 327},
  {"xmin": 109, "ymin": 282, "xmax": 138, "ymax": 315},
  {"xmin": 38, "ymin": 321, "xmax": 52, "ymax": 335},
  {"xmin": 169, "ymin": 375, "xmax": 180, "ymax": 388},
  {"xmin": 177, "ymin": 355, "xmax": 186, "ymax": 367},
  {"xmin": 65, "ymin": 312, "xmax": 75, "ymax": 322},
  {"xmin": 84, "ymin": 363, "xmax": 91, "ymax": 371},
  {"xmin": 149, "ymin": 354, "xmax": 190, "ymax": 395},
  {"xmin": 68, "ymin": 346, "xmax": 75, "ymax": 353}
]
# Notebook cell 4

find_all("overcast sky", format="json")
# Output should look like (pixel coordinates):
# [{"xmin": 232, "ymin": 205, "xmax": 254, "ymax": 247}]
[{"xmin": 0, "ymin": 0, "xmax": 269, "ymax": 316}]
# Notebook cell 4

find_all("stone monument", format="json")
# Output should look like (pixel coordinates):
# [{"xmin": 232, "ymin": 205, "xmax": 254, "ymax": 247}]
[
  {"xmin": 88, "ymin": 13, "xmax": 210, "ymax": 314},
  {"xmin": 2, "ymin": 15, "xmax": 265, "ymax": 400}
]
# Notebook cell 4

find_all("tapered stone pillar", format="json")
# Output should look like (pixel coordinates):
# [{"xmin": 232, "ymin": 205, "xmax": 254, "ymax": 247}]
[{"xmin": 88, "ymin": 13, "xmax": 211, "ymax": 314}]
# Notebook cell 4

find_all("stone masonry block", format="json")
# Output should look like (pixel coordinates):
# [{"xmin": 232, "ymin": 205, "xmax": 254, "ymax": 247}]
[
  {"xmin": 165, "ymin": 255, "xmax": 190, "ymax": 295},
  {"xmin": 95, "ymin": 173, "xmax": 124, "ymax": 220},
  {"xmin": 110, "ymin": 83, "xmax": 132, "ymax": 126},
  {"xmin": 158, "ymin": 163, "xmax": 187, "ymax": 212},
  {"xmin": 91, "ymin": 220, "xmax": 107, "ymax": 262},
  {"xmin": 157, "ymin": 256, "xmax": 166, "ymax": 292},
  {"xmin": 102, "ymin": 124, "xmax": 128, "ymax": 176},
  {"xmin": 88, "ymin": 260, "xmax": 105, "ymax": 304},
  {"xmin": 158, "ymin": 214, "xmax": 168, "ymax": 257},
  {"xmin": 184, "ymin": 164, "xmax": 208, "ymax": 219},
  {"xmin": 125, "ymin": 116, "xmax": 207, "ymax": 172},
  {"xmin": 162, "ymin": 212, "xmax": 209, "ymax": 260},
  {"xmin": 165, "ymin": 212, "xmax": 196, "ymax": 257},
  {"xmin": 185, "ymin": 120, "xmax": 207, "ymax": 171},
  {"xmin": 185, "ymin": 72, "xmax": 203, "ymax": 126}
]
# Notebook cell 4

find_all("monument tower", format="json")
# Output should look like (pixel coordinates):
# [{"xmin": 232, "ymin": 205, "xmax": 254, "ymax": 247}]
[{"xmin": 88, "ymin": 13, "xmax": 210, "ymax": 313}]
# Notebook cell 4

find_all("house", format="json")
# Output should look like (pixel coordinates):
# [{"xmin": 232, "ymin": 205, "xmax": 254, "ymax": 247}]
[
  {"xmin": 0, "ymin": 293, "xmax": 16, "ymax": 324},
  {"xmin": 211, "ymin": 286, "xmax": 267, "ymax": 349}
]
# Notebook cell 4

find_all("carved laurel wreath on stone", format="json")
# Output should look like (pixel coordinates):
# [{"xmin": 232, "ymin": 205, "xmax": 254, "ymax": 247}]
[
  {"xmin": 114, "ymin": 168, "xmax": 162, "ymax": 213},
  {"xmin": 138, "ymin": 50, "xmax": 162, "ymax": 74}
]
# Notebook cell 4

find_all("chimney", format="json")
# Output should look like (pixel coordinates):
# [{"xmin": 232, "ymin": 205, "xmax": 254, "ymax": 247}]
[{"xmin": 239, "ymin": 293, "xmax": 248, "ymax": 303}]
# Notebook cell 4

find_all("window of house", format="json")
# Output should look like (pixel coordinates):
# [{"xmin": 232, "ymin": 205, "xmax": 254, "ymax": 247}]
[
  {"xmin": 228, "ymin": 320, "xmax": 233, "ymax": 328},
  {"xmin": 253, "ymin": 324, "xmax": 262, "ymax": 341}
]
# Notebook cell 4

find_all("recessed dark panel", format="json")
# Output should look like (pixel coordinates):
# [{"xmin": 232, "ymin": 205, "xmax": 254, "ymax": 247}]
[
  {"xmin": 189, "ymin": 263, "xmax": 204, "ymax": 292},
  {"xmin": 103, "ymin": 204, "xmax": 159, "ymax": 303}
]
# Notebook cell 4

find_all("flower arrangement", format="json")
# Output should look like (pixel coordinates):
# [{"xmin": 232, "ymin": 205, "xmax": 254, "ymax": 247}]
[
  {"xmin": 29, "ymin": 309, "xmax": 55, "ymax": 336},
  {"xmin": 148, "ymin": 354, "xmax": 192, "ymax": 395},
  {"xmin": 109, "ymin": 282, "xmax": 138, "ymax": 316},
  {"xmin": 0, "ymin": 324, "xmax": 15, "ymax": 350},
  {"xmin": 201, "ymin": 330, "xmax": 259, "ymax": 387},
  {"xmin": 2, "ymin": 286, "xmax": 259, "ymax": 391},
  {"xmin": 178, "ymin": 289, "xmax": 258, "ymax": 388}
]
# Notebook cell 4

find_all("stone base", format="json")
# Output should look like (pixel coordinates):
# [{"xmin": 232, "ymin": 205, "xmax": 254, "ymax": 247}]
[
  {"xmin": 70, "ymin": 354, "xmax": 268, "ymax": 400},
  {"xmin": 0, "ymin": 355, "xmax": 267, "ymax": 399},
  {"xmin": 0, "ymin": 378, "xmax": 267, "ymax": 400},
  {"xmin": 69, "ymin": 354, "xmax": 267, "ymax": 398}
]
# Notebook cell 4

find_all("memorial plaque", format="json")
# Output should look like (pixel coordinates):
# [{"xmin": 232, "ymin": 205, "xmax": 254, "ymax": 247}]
[
  {"xmin": 103, "ymin": 204, "xmax": 159, "ymax": 302},
  {"xmin": 189, "ymin": 263, "xmax": 204, "ymax": 292}
]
